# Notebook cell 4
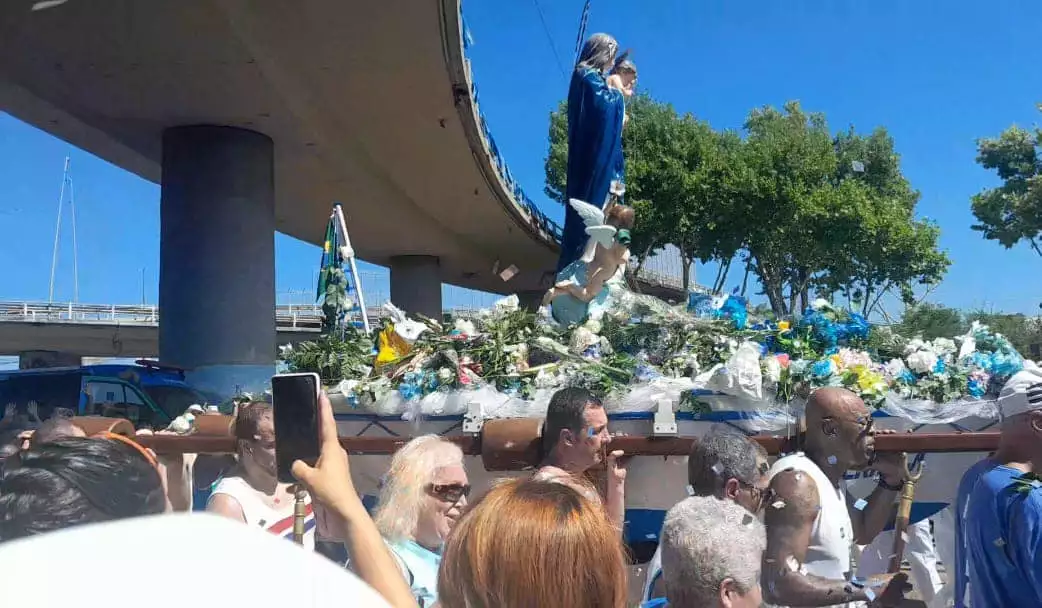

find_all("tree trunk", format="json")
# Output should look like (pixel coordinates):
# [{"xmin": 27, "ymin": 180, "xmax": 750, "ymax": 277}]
[
  {"xmin": 681, "ymin": 255, "xmax": 692, "ymax": 292},
  {"xmin": 756, "ymin": 257, "xmax": 788, "ymax": 316},
  {"xmin": 798, "ymin": 268, "xmax": 810, "ymax": 314},
  {"xmin": 715, "ymin": 256, "xmax": 733, "ymax": 293},
  {"xmin": 740, "ymin": 258, "xmax": 752, "ymax": 298},
  {"xmin": 634, "ymin": 241, "xmax": 657, "ymax": 278}
]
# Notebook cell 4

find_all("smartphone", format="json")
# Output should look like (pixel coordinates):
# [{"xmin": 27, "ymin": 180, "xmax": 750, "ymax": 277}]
[{"xmin": 271, "ymin": 372, "xmax": 321, "ymax": 483}]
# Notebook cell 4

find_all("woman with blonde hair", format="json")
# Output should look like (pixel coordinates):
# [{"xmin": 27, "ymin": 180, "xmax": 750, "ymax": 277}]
[
  {"xmin": 438, "ymin": 477, "xmax": 629, "ymax": 608},
  {"xmin": 372, "ymin": 434, "xmax": 469, "ymax": 607}
]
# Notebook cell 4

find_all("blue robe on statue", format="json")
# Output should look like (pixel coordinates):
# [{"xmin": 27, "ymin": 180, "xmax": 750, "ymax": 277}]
[{"xmin": 557, "ymin": 67, "xmax": 626, "ymax": 273}]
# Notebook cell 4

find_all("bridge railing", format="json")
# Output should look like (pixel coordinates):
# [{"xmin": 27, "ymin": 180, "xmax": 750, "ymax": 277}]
[{"xmin": 0, "ymin": 301, "xmax": 499, "ymax": 330}]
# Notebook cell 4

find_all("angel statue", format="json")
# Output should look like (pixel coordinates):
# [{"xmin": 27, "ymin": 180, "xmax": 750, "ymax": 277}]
[
  {"xmin": 557, "ymin": 33, "xmax": 627, "ymax": 273},
  {"xmin": 543, "ymin": 199, "xmax": 635, "ymax": 326}
]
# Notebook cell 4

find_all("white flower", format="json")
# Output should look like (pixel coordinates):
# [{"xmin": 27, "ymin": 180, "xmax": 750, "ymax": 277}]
[
  {"xmin": 277, "ymin": 343, "xmax": 294, "ymax": 357},
  {"xmin": 906, "ymin": 350, "xmax": 938, "ymax": 374},
  {"xmin": 583, "ymin": 319, "xmax": 602, "ymax": 334},
  {"xmin": 811, "ymin": 298, "xmax": 831, "ymax": 311},
  {"xmin": 903, "ymin": 338, "xmax": 928, "ymax": 355},
  {"xmin": 453, "ymin": 319, "xmax": 477, "ymax": 336},
  {"xmin": 838, "ymin": 348, "xmax": 872, "ymax": 369},
  {"xmin": 569, "ymin": 327, "xmax": 599, "ymax": 355},
  {"xmin": 437, "ymin": 367, "xmax": 454, "ymax": 383},
  {"xmin": 930, "ymin": 338, "xmax": 956, "ymax": 357},
  {"xmin": 884, "ymin": 358, "xmax": 908, "ymax": 378},
  {"xmin": 764, "ymin": 356, "xmax": 782, "ymax": 383}
]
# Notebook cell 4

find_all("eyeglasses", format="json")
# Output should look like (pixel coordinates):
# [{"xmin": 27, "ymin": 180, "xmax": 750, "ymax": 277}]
[
  {"xmin": 736, "ymin": 479, "xmax": 773, "ymax": 511},
  {"xmin": 427, "ymin": 483, "xmax": 471, "ymax": 504}
]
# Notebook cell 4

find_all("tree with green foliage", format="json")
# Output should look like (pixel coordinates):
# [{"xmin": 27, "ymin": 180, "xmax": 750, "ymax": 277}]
[
  {"xmin": 740, "ymin": 103, "xmax": 948, "ymax": 317},
  {"xmin": 895, "ymin": 303, "xmax": 966, "ymax": 340},
  {"xmin": 820, "ymin": 127, "xmax": 950, "ymax": 315},
  {"xmin": 970, "ymin": 105, "xmax": 1042, "ymax": 256}
]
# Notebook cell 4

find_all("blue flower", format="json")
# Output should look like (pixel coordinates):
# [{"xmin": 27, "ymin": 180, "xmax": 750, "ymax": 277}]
[
  {"xmin": 967, "ymin": 378, "xmax": 986, "ymax": 398},
  {"xmin": 846, "ymin": 313, "xmax": 870, "ymax": 340},
  {"xmin": 988, "ymin": 351, "xmax": 1023, "ymax": 378},
  {"xmin": 811, "ymin": 360, "xmax": 835, "ymax": 379},
  {"xmin": 399, "ymin": 383, "xmax": 421, "ymax": 401},
  {"xmin": 934, "ymin": 359, "xmax": 946, "ymax": 374},
  {"xmin": 897, "ymin": 369, "xmax": 916, "ymax": 384}
]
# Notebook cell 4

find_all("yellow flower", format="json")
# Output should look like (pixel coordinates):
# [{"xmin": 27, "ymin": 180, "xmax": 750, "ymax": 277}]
[
  {"xmin": 853, "ymin": 365, "xmax": 887, "ymax": 394},
  {"xmin": 777, "ymin": 321, "xmax": 790, "ymax": 331},
  {"xmin": 830, "ymin": 354, "xmax": 844, "ymax": 370}
]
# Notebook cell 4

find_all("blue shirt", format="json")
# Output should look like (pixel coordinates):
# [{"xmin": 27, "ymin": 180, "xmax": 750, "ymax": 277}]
[
  {"xmin": 387, "ymin": 538, "xmax": 442, "ymax": 608},
  {"xmin": 954, "ymin": 459, "xmax": 1042, "ymax": 607}
]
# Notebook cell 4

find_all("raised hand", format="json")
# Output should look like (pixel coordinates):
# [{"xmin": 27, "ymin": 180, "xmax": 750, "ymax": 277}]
[{"xmin": 291, "ymin": 393, "xmax": 360, "ymax": 513}]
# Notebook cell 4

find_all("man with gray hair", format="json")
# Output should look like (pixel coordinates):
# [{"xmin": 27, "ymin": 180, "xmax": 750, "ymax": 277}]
[
  {"xmin": 954, "ymin": 366, "xmax": 1042, "ymax": 606},
  {"xmin": 641, "ymin": 430, "xmax": 770, "ymax": 603},
  {"xmin": 655, "ymin": 496, "xmax": 766, "ymax": 608}
]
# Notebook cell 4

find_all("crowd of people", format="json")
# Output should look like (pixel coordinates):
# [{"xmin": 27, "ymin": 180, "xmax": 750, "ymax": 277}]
[{"xmin": 0, "ymin": 375, "xmax": 1040, "ymax": 607}]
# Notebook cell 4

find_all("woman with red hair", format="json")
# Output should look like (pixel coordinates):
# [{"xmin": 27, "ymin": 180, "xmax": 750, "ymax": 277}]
[{"xmin": 438, "ymin": 477, "xmax": 628, "ymax": 608}]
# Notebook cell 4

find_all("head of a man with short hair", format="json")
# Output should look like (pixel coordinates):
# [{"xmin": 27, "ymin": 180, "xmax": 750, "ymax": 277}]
[
  {"xmin": 541, "ymin": 387, "xmax": 610, "ymax": 474},
  {"xmin": 997, "ymin": 369, "xmax": 1042, "ymax": 461},
  {"xmin": 660, "ymin": 496, "xmax": 766, "ymax": 608},
  {"xmin": 688, "ymin": 430, "xmax": 770, "ymax": 514}
]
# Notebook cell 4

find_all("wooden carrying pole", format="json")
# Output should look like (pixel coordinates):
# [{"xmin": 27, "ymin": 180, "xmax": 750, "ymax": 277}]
[{"xmin": 132, "ymin": 422, "xmax": 999, "ymax": 469}]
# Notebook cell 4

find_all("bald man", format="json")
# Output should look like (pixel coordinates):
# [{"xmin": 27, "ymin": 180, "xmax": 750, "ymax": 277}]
[{"xmin": 762, "ymin": 387, "xmax": 909, "ymax": 607}]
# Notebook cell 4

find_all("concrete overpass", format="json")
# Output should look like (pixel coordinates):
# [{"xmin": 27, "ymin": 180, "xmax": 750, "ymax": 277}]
[
  {"xmin": 0, "ymin": 302, "xmax": 321, "ymax": 364},
  {"xmin": 0, "ymin": 300, "xmax": 491, "ymax": 365},
  {"xmin": 0, "ymin": 0, "xmax": 683, "ymax": 395}
]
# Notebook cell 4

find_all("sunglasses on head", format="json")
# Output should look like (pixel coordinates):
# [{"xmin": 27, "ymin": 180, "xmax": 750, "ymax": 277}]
[{"xmin": 427, "ymin": 483, "xmax": 471, "ymax": 504}]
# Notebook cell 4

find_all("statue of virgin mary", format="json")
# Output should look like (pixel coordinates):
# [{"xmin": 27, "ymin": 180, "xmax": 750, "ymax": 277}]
[{"xmin": 556, "ymin": 33, "xmax": 627, "ymax": 273}]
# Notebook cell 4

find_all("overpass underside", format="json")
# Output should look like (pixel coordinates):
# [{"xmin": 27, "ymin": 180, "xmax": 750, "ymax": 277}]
[
  {"xmin": 0, "ymin": 0, "xmax": 684, "ymax": 394},
  {"xmin": 0, "ymin": 0, "xmax": 559, "ymax": 294}
]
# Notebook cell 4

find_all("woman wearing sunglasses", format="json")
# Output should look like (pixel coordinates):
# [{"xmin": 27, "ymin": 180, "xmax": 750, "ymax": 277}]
[{"xmin": 372, "ymin": 434, "xmax": 469, "ymax": 607}]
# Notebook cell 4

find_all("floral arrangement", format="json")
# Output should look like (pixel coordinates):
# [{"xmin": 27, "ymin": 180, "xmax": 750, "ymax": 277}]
[{"xmin": 280, "ymin": 295, "xmax": 1028, "ymax": 418}]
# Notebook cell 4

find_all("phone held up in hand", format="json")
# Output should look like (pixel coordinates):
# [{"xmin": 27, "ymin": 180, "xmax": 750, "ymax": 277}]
[{"xmin": 270, "ymin": 372, "xmax": 322, "ymax": 484}]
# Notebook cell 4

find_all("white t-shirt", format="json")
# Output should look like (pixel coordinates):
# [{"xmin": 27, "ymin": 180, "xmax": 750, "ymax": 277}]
[
  {"xmin": 769, "ymin": 453, "xmax": 864, "ymax": 608},
  {"xmin": 209, "ymin": 475, "xmax": 316, "ymax": 550},
  {"xmin": 0, "ymin": 514, "xmax": 390, "ymax": 607}
]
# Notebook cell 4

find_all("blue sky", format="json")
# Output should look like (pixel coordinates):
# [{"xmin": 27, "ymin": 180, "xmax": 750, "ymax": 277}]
[{"xmin": 1, "ymin": 0, "xmax": 1041, "ymax": 316}]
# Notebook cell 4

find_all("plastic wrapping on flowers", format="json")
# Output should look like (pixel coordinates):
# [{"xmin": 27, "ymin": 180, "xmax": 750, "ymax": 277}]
[{"xmin": 278, "ymin": 295, "xmax": 1030, "ymax": 429}]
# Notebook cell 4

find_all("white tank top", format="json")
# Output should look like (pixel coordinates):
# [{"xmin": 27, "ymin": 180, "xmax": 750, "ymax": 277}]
[
  {"xmin": 770, "ymin": 453, "xmax": 864, "ymax": 608},
  {"xmin": 209, "ymin": 476, "xmax": 316, "ymax": 550}
]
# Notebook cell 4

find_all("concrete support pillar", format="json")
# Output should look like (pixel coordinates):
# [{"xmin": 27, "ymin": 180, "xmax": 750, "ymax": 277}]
[
  {"xmin": 19, "ymin": 350, "xmax": 81, "ymax": 370},
  {"xmin": 159, "ymin": 126, "xmax": 275, "ymax": 399},
  {"xmin": 390, "ymin": 255, "xmax": 442, "ymax": 319}
]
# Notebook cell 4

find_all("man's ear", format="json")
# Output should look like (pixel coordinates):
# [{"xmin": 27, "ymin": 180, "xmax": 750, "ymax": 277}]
[
  {"xmin": 1030, "ymin": 410, "xmax": 1042, "ymax": 434},
  {"xmin": 821, "ymin": 417, "xmax": 839, "ymax": 437},
  {"xmin": 560, "ymin": 428, "xmax": 574, "ymax": 447},
  {"xmin": 719, "ymin": 577, "xmax": 740, "ymax": 608},
  {"xmin": 723, "ymin": 478, "xmax": 741, "ymax": 501}
]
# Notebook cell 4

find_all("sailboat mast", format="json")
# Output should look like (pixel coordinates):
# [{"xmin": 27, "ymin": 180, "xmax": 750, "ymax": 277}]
[{"xmin": 48, "ymin": 156, "xmax": 71, "ymax": 303}]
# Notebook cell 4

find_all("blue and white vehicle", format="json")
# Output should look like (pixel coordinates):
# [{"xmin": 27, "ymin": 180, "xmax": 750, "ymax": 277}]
[{"xmin": 0, "ymin": 360, "xmax": 221, "ymax": 429}]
